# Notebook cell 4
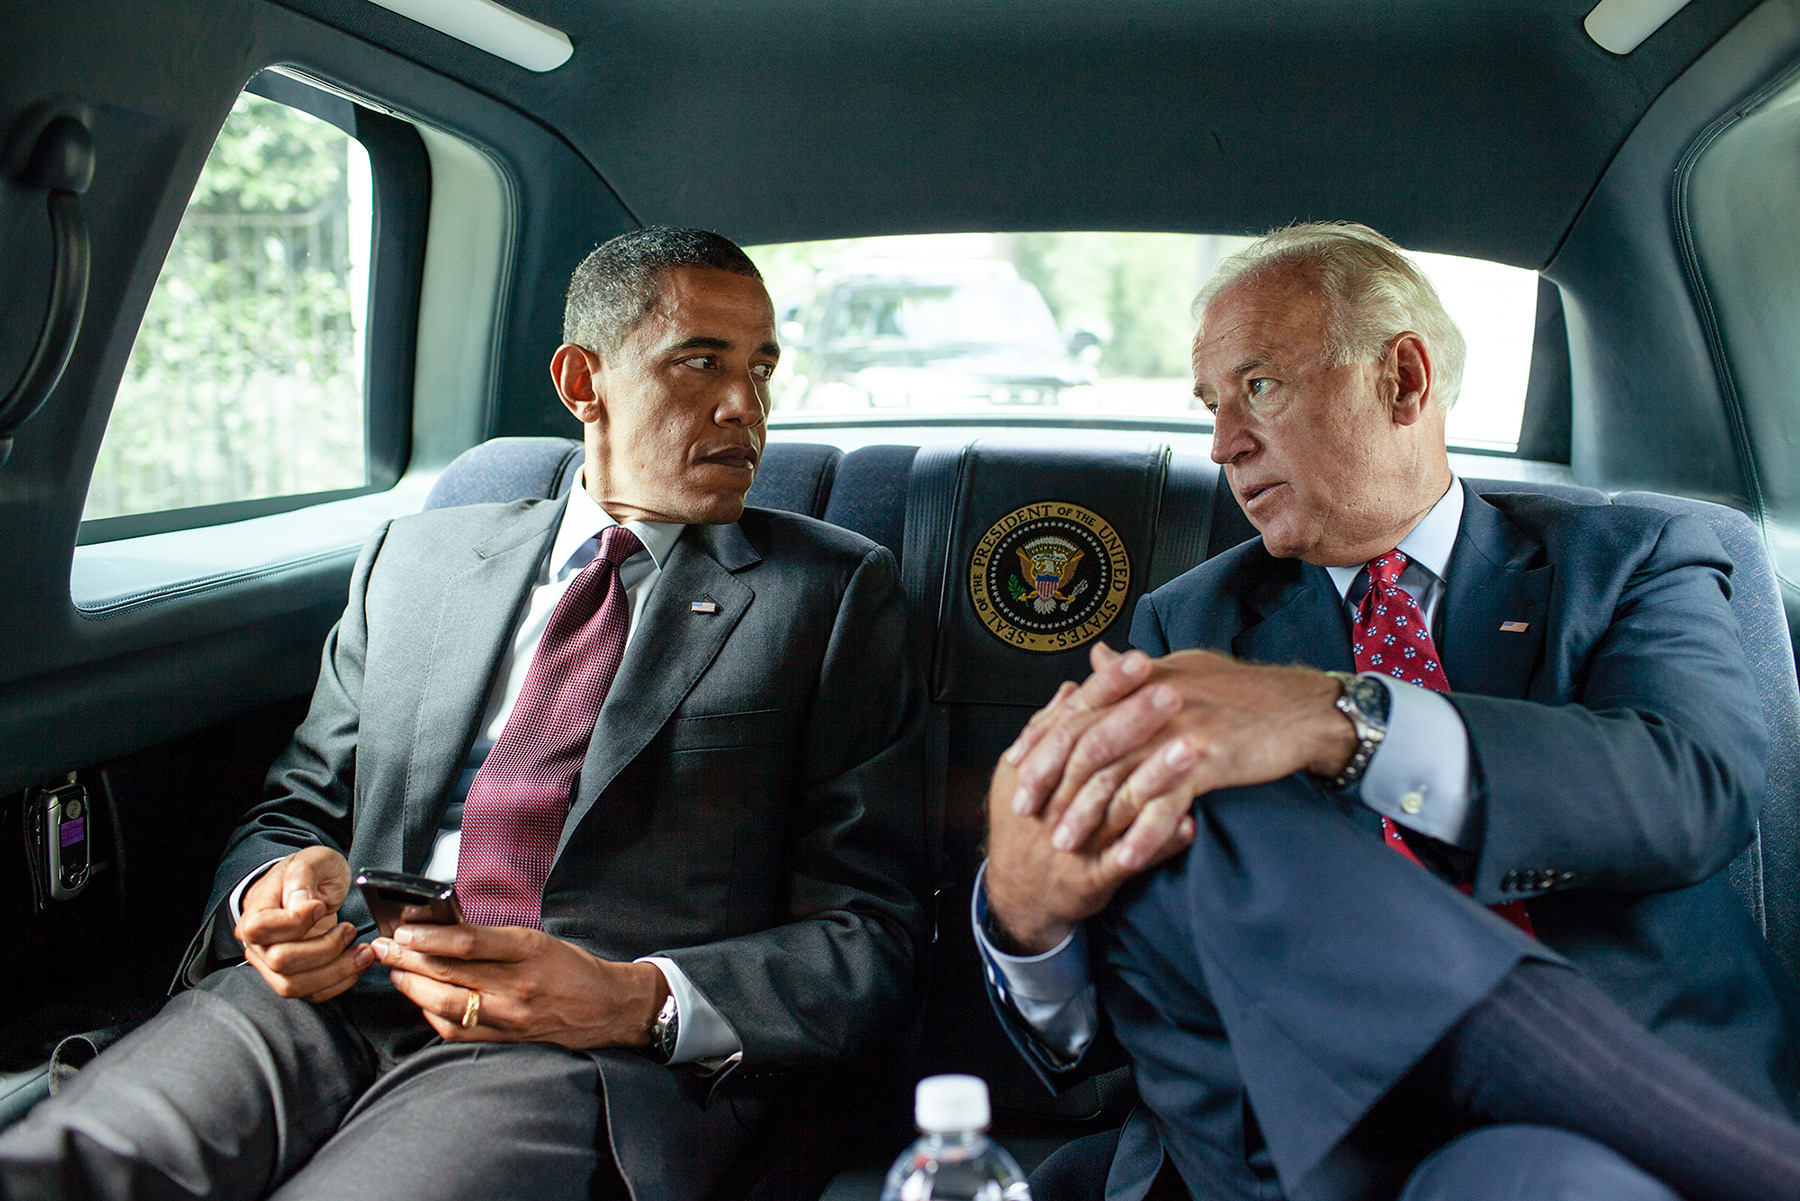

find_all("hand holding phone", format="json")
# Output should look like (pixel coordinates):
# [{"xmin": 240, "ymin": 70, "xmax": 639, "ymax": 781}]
[{"xmin": 355, "ymin": 870, "xmax": 466, "ymax": 939}]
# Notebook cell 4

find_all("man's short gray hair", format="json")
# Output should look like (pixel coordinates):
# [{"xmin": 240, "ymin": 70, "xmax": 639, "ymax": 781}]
[
  {"xmin": 563, "ymin": 226, "xmax": 763, "ymax": 357},
  {"xmin": 1193, "ymin": 222, "xmax": 1467, "ymax": 410}
]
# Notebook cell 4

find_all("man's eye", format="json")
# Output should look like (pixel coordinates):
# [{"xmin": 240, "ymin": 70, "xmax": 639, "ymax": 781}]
[
  {"xmin": 752, "ymin": 363, "xmax": 775, "ymax": 380},
  {"xmin": 683, "ymin": 355, "xmax": 717, "ymax": 370},
  {"xmin": 1247, "ymin": 378, "xmax": 1273, "ymax": 397}
]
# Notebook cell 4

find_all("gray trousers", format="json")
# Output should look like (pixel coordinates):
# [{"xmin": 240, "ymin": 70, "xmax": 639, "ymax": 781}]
[{"xmin": 0, "ymin": 965, "xmax": 613, "ymax": 1201}]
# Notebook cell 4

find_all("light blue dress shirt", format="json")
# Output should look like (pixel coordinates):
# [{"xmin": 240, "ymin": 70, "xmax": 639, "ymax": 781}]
[{"xmin": 976, "ymin": 480, "xmax": 1476, "ymax": 1058}]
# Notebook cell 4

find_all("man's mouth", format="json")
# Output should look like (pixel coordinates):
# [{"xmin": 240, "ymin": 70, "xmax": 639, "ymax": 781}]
[
  {"xmin": 698, "ymin": 446, "xmax": 759, "ymax": 471},
  {"xmin": 1240, "ymin": 481, "xmax": 1284, "ymax": 508}
]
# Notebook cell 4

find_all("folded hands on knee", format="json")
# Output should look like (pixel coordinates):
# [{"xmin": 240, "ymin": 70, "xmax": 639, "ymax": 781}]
[{"xmin": 984, "ymin": 644, "xmax": 1357, "ymax": 954}]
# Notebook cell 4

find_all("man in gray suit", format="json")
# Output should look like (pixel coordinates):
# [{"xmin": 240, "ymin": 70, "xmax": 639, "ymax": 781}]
[{"xmin": 0, "ymin": 228, "xmax": 926, "ymax": 1201}]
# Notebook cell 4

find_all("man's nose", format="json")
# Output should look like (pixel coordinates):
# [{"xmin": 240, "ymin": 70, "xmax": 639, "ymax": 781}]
[
  {"xmin": 1209, "ymin": 403, "xmax": 1255, "ymax": 465},
  {"xmin": 717, "ymin": 370, "xmax": 768, "ymax": 426}
]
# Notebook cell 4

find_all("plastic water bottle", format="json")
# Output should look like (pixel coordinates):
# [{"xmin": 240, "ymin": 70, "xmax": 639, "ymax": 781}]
[{"xmin": 881, "ymin": 1074, "xmax": 1033, "ymax": 1201}]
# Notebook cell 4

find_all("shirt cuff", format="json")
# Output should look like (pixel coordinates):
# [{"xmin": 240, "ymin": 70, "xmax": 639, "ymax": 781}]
[
  {"xmin": 228, "ymin": 858, "xmax": 287, "ymax": 924},
  {"xmin": 638, "ymin": 956, "xmax": 742, "ymax": 1069},
  {"xmin": 971, "ymin": 861, "xmax": 1098, "ymax": 1060},
  {"xmin": 1358, "ymin": 676, "xmax": 1475, "ymax": 846}
]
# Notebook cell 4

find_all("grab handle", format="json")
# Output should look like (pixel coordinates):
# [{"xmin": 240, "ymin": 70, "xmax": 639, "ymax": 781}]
[{"xmin": 0, "ymin": 115, "xmax": 95, "ymax": 469}]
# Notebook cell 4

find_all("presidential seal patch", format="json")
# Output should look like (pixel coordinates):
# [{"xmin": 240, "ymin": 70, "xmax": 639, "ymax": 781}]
[{"xmin": 968, "ymin": 501, "xmax": 1131, "ymax": 653}]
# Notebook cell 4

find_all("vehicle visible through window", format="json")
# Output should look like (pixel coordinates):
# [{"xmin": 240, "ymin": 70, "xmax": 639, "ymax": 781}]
[
  {"xmin": 749, "ymin": 233, "xmax": 1539, "ymax": 454},
  {"xmin": 82, "ymin": 82, "xmax": 373, "ymax": 522}
]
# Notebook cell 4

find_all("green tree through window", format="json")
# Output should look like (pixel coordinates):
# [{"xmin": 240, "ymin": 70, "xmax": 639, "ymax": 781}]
[{"xmin": 84, "ymin": 90, "xmax": 371, "ymax": 522}]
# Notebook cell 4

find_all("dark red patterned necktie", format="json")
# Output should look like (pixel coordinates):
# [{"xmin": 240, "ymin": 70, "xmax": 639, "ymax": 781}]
[
  {"xmin": 455, "ymin": 524, "xmax": 643, "ymax": 929},
  {"xmin": 1352, "ymin": 551, "xmax": 1534, "ymax": 936}
]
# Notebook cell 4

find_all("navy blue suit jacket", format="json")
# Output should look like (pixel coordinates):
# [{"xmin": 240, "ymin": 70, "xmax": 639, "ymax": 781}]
[{"xmin": 991, "ymin": 486, "xmax": 1800, "ymax": 1200}]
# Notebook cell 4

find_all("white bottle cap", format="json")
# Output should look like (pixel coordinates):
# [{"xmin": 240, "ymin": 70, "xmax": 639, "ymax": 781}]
[{"xmin": 914, "ymin": 1074, "xmax": 992, "ymax": 1133}]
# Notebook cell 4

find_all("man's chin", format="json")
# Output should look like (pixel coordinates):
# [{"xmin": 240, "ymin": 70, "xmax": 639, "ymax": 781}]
[
  {"xmin": 1254, "ymin": 519, "xmax": 1308, "ymax": 560},
  {"xmin": 674, "ymin": 492, "xmax": 750, "ymax": 526}
]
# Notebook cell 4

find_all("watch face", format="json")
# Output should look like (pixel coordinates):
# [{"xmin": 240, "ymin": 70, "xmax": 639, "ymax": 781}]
[{"xmin": 1348, "ymin": 676, "xmax": 1391, "ymax": 725}]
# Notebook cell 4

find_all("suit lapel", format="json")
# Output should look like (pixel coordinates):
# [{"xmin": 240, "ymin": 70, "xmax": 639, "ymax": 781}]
[
  {"xmin": 1438, "ymin": 488, "xmax": 1552, "ymax": 699},
  {"xmin": 557, "ymin": 521, "xmax": 759, "ymax": 859},
  {"xmin": 1230, "ymin": 553, "xmax": 1356, "ymax": 674},
  {"xmin": 402, "ymin": 500, "xmax": 563, "ymax": 868}
]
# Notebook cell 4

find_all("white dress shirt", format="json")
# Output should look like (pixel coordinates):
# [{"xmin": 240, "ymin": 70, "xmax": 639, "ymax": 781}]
[
  {"xmin": 977, "ymin": 479, "xmax": 1477, "ymax": 1059},
  {"xmin": 234, "ymin": 478, "xmax": 741, "ymax": 1067}
]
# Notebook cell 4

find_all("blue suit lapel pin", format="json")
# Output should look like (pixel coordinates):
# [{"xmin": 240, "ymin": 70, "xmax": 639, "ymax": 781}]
[
  {"xmin": 691, "ymin": 600, "xmax": 719, "ymax": 614},
  {"xmin": 1499, "ymin": 620, "xmax": 1530, "ymax": 633}
]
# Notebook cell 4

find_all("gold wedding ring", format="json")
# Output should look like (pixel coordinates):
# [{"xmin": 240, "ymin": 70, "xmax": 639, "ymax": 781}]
[{"xmin": 460, "ymin": 988, "xmax": 481, "ymax": 1029}]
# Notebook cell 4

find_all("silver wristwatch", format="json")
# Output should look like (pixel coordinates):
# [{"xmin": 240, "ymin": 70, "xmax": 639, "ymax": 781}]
[
  {"xmin": 1323, "ymin": 670, "xmax": 1389, "ymax": 790},
  {"xmin": 643, "ymin": 990, "xmax": 679, "ymax": 1064}
]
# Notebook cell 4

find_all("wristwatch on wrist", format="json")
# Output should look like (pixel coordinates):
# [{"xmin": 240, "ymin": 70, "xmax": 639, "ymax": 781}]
[
  {"xmin": 642, "ymin": 990, "xmax": 679, "ymax": 1064},
  {"xmin": 1322, "ymin": 670, "xmax": 1390, "ymax": 790}
]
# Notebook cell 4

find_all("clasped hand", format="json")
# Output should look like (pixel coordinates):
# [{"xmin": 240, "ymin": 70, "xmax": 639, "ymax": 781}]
[
  {"xmin": 237, "ymin": 846, "xmax": 665, "ymax": 1048},
  {"xmin": 984, "ymin": 643, "xmax": 1354, "ymax": 954}
]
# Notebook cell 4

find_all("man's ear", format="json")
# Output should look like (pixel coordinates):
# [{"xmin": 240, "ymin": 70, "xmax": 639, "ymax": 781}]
[
  {"xmin": 551, "ymin": 343, "xmax": 604, "ymax": 423},
  {"xmin": 1386, "ymin": 332, "xmax": 1433, "ymax": 427}
]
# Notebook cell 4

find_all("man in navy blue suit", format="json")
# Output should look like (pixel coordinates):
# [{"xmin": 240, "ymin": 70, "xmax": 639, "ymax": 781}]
[{"xmin": 977, "ymin": 223, "xmax": 1800, "ymax": 1200}]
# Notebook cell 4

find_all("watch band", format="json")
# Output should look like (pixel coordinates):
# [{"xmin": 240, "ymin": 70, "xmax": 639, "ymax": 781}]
[
  {"xmin": 1323, "ymin": 670, "xmax": 1389, "ymax": 790},
  {"xmin": 642, "ymin": 990, "xmax": 679, "ymax": 1064}
]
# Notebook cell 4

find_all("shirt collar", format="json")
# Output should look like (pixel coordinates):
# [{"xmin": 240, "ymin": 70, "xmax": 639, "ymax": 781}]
[
  {"xmin": 1323, "ymin": 477, "xmax": 1464, "ymax": 600},
  {"xmin": 548, "ymin": 473, "xmax": 685, "ymax": 579}
]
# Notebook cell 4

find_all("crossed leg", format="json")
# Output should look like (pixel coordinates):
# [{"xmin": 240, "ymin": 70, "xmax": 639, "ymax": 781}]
[{"xmin": 1091, "ymin": 776, "xmax": 1800, "ymax": 1201}]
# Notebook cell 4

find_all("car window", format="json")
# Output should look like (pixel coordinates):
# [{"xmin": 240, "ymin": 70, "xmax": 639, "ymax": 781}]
[
  {"xmin": 81, "ymin": 83, "xmax": 373, "ymax": 523},
  {"xmin": 750, "ymin": 233, "xmax": 1539, "ymax": 454}
]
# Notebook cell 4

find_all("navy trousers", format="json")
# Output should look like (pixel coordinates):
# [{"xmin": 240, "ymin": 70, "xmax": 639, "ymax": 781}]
[{"xmin": 1028, "ymin": 1119, "xmax": 1678, "ymax": 1201}]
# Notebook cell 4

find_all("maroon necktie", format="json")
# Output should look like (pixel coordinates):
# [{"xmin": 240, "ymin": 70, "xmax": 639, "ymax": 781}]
[
  {"xmin": 455, "ymin": 524, "xmax": 643, "ymax": 929},
  {"xmin": 1352, "ymin": 551, "xmax": 1534, "ymax": 936}
]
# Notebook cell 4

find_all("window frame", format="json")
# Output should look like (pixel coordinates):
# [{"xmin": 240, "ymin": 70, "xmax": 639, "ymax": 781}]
[{"xmin": 77, "ymin": 67, "xmax": 431, "ymax": 545}]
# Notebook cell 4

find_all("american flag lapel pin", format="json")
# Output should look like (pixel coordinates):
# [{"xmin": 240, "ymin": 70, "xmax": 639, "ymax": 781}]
[
  {"xmin": 1499, "ymin": 620, "xmax": 1530, "ymax": 633},
  {"xmin": 691, "ymin": 600, "xmax": 719, "ymax": 614}
]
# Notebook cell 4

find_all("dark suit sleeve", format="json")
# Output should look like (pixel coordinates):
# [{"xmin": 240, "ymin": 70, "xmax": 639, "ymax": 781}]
[
  {"xmin": 1454, "ymin": 513, "xmax": 1770, "ymax": 903},
  {"xmin": 662, "ymin": 546, "xmax": 928, "ymax": 1068},
  {"xmin": 204, "ymin": 521, "xmax": 389, "ymax": 919}
]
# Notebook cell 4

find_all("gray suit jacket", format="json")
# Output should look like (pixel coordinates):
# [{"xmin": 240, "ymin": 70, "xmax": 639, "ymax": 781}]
[{"xmin": 190, "ymin": 497, "xmax": 928, "ymax": 1201}]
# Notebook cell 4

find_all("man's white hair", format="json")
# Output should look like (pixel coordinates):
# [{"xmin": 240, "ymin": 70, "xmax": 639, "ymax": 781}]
[{"xmin": 1193, "ymin": 222, "xmax": 1467, "ymax": 410}]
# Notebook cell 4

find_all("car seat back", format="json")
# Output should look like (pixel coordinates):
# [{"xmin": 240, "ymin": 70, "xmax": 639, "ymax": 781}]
[{"xmin": 421, "ymin": 436, "xmax": 842, "ymax": 517}]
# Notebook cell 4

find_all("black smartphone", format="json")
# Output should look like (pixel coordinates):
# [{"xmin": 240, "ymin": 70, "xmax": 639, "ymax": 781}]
[{"xmin": 354, "ymin": 870, "xmax": 465, "ymax": 938}]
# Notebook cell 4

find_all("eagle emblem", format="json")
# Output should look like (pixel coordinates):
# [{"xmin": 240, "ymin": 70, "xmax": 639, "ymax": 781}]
[
  {"xmin": 968, "ymin": 500, "xmax": 1131, "ymax": 654},
  {"xmin": 1011, "ymin": 536, "xmax": 1089, "ymax": 613}
]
